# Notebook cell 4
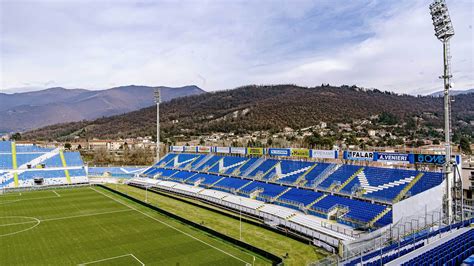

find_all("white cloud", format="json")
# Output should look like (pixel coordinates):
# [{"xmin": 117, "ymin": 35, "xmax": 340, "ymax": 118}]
[{"xmin": 0, "ymin": 0, "xmax": 472, "ymax": 94}]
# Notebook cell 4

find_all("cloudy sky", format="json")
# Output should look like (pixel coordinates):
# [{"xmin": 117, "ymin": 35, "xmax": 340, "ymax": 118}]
[{"xmin": 1, "ymin": 0, "xmax": 472, "ymax": 94}]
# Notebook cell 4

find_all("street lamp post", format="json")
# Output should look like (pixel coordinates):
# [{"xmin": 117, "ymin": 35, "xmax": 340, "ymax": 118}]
[{"xmin": 154, "ymin": 88, "xmax": 161, "ymax": 163}]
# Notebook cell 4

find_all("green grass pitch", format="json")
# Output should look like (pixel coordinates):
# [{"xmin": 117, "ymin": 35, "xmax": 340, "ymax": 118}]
[{"xmin": 0, "ymin": 186, "xmax": 272, "ymax": 265}]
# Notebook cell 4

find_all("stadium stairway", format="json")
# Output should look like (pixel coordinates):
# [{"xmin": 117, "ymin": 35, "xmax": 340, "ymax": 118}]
[
  {"xmin": 362, "ymin": 176, "xmax": 415, "ymax": 195},
  {"xmin": 311, "ymin": 164, "xmax": 340, "ymax": 188},
  {"xmin": 271, "ymin": 187, "xmax": 292, "ymax": 202},
  {"xmin": 393, "ymin": 173, "xmax": 424, "ymax": 203},
  {"xmin": 174, "ymin": 157, "xmax": 197, "ymax": 168},
  {"xmin": 230, "ymin": 158, "xmax": 250, "ymax": 176},
  {"xmin": 162, "ymin": 169, "xmax": 180, "ymax": 179},
  {"xmin": 249, "ymin": 188, "xmax": 264, "ymax": 199},
  {"xmin": 272, "ymin": 165, "xmax": 311, "ymax": 183},
  {"xmin": 182, "ymin": 172, "xmax": 199, "ymax": 183},
  {"xmin": 160, "ymin": 155, "xmax": 177, "ymax": 167},
  {"xmin": 368, "ymin": 207, "xmax": 392, "ymax": 227},
  {"xmin": 205, "ymin": 158, "xmax": 222, "ymax": 173},
  {"xmin": 335, "ymin": 167, "xmax": 364, "ymax": 192},
  {"xmin": 11, "ymin": 142, "xmax": 18, "ymax": 187},
  {"xmin": 295, "ymin": 163, "xmax": 318, "ymax": 186},
  {"xmin": 259, "ymin": 162, "xmax": 279, "ymax": 180},
  {"xmin": 193, "ymin": 154, "xmax": 214, "ymax": 170},
  {"xmin": 306, "ymin": 194, "xmax": 328, "ymax": 209},
  {"xmin": 235, "ymin": 180, "xmax": 254, "ymax": 193},
  {"xmin": 218, "ymin": 159, "xmax": 247, "ymax": 174},
  {"xmin": 242, "ymin": 157, "xmax": 265, "ymax": 177},
  {"xmin": 209, "ymin": 176, "xmax": 226, "ymax": 187},
  {"xmin": 59, "ymin": 150, "xmax": 71, "ymax": 184}
]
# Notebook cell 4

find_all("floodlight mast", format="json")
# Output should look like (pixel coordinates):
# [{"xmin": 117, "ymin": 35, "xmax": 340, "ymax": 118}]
[
  {"xmin": 429, "ymin": 0, "xmax": 455, "ymax": 222},
  {"xmin": 154, "ymin": 88, "xmax": 161, "ymax": 163}
]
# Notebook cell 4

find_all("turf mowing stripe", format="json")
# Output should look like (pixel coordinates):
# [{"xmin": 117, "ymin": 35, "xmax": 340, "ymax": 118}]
[
  {"xmin": 11, "ymin": 142, "xmax": 18, "ymax": 187},
  {"xmin": 59, "ymin": 150, "xmax": 71, "ymax": 184},
  {"xmin": 90, "ymin": 187, "xmax": 252, "ymax": 265}
]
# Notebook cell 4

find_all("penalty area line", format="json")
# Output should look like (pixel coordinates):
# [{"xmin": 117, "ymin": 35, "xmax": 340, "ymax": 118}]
[{"xmin": 78, "ymin": 253, "xmax": 144, "ymax": 265}]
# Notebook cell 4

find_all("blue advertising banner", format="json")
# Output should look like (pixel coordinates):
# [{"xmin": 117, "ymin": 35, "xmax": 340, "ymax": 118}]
[
  {"xmin": 375, "ymin": 152, "xmax": 410, "ymax": 163},
  {"xmin": 343, "ymin": 150, "xmax": 375, "ymax": 161},
  {"xmin": 268, "ymin": 148, "xmax": 291, "ymax": 157},
  {"xmin": 410, "ymin": 154, "xmax": 446, "ymax": 165}
]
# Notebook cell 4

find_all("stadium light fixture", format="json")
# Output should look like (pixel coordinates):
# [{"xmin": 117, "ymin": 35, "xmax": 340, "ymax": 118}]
[
  {"xmin": 154, "ymin": 88, "xmax": 161, "ymax": 163},
  {"xmin": 429, "ymin": 0, "xmax": 459, "ymax": 223}
]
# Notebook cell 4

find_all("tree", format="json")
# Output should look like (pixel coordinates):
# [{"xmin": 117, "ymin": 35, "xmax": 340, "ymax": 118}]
[
  {"xmin": 459, "ymin": 136, "xmax": 472, "ymax": 154},
  {"xmin": 64, "ymin": 143, "xmax": 72, "ymax": 150},
  {"xmin": 415, "ymin": 139, "xmax": 425, "ymax": 147},
  {"xmin": 378, "ymin": 112, "xmax": 399, "ymax": 125},
  {"xmin": 267, "ymin": 137, "xmax": 273, "ymax": 147},
  {"xmin": 11, "ymin": 132, "xmax": 21, "ymax": 141}
]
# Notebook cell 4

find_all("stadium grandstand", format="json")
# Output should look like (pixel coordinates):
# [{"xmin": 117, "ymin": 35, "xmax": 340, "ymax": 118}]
[
  {"xmin": 128, "ymin": 147, "xmax": 473, "ymax": 263},
  {"xmin": 0, "ymin": 141, "xmax": 87, "ymax": 189},
  {"xmin": 88, "ymin": 166, "xmax": 147, "ymax": 178}
]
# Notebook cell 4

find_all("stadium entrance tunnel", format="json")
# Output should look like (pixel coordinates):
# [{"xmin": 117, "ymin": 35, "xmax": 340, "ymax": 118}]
[{"xmin": 0, "ymin": 216, "xmax": 40, "ymax": 237}]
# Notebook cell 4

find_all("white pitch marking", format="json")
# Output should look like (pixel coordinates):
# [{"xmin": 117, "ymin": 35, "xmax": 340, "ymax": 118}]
[
  {"xmin": 52, "ymin": 190, "xmax": 61, "ymax": 197},
  {"xmin": 90, "ymin": 187, "xmax": 250, "ymax": 265},
  {"xmin": 41, "ymin": 209, "xmax": 133, "ymax": 222},
  {"xmin": 0, "ymin": 220, "xmax": 37, "ymax": 227},
  {"xmin": 78, "ymin": 253, "xmax": 144, "ymax": 265},
  {"xmin": 0, "ymin": 216, "xmax": 41, "ymax": 237},
  {"xmin": 0, "ymin": 195, "xmax": 62, "ymax": 205}
]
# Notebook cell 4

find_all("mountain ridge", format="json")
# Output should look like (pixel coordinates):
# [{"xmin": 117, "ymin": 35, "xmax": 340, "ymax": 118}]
[
  {"xmin": 21, "ymin": 84, "xmax": 474, "ymax": 141},
  {"xmin": 0, "ymin": 85, "xmax": 205, "ymax": 132}
]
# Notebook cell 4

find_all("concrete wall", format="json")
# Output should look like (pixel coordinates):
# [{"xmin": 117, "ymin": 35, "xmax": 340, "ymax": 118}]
[{"xmin": 392, "ymin": 180, "xmax": 444, "ymax": 223}]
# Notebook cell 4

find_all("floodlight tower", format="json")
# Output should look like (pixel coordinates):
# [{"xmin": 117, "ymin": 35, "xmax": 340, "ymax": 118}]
[
  {"xmin": 429, "ymin": 0, "xmax": 456, "ymax": 222},
  {"xmin": 154, "ymin": 88, "xmax": 161, "ymax": 163}
]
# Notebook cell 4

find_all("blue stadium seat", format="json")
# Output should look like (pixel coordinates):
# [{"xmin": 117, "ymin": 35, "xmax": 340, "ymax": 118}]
[
  {"xmin": 247, "ymin": 159, "xmax": 279, "ymax": 178},
  {"xmin": 318, "ymin": 165, "xmax": 361, "ymax": 189},
  {"xmin": 213, "ymin": 177, "xmax": 252, "ymax": 193}
]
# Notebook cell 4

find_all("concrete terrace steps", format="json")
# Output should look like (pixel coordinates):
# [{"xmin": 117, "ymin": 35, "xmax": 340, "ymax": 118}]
[
  {"xmin": 163, "ymin": 169, "xmax": 180, "ymax": 180},
  {"xmin": 368, "ymin": 207, "xmax": 392, "ymax": 227},
  {"xmin": 219, "ymin": 159, "xmax": 247, "ymax": 174},
  {"xmin": 209, "ymin": 176, "xmax": 227, "ymax": 187},
  {"xmin": 306, "ymin": 194, "xmax": 328, "ymax": 209},
  {"xmin": 272, "ymin": 187, "xmax": 292, "ymax": 201},
  {"xmin": 242, "ymin": 157, "xmax": 265, "ymax": 177},
  {"xmin": 193, "ymin": 154, "xmax": 214, "ymax": 170},
  {"xmin": 335, "ymin": 167, "xmax": 364, "ymax": 192},
  {"xmin": 286, "ymin": 213, "xmax": 297, "ymax": 220},
  {"xmin": 182, "ymin": 172, "xmax": 199, "ymax": 183},
  {"xmin": 230, "ymin": 158, "xmax": 252, "ymax": 176},
  {"xmin": 160, "ymin": 155, "xmax": 177, "ymax": 167},
  {"xmin": 11, "ymin": 142, "xmax": 18, "ymax": 187},
  {"xmin": 59, "ymin": 150, "xmax": 71, "ymax": 184},
  {"xmin": 272, "ymin": 165, "xmax": 312, "ymax": 182},
  {"xmin": 235, "ymin": 180, "xmax": 254, "ymax": 193},
  {"xmin": 295, "ymin": 163, "xmax": 318, "ymax": 185},
  {"xmin": 312, "ymin": 163, "xmax": 340, "ymax": 188},
  {"xmin": 202, "ymin": 157, "xmax": 222, "ymax": 172},
  {"xmin": 393, "ymin": 172, "xmax": 424, "ymax": 203},
  {"xmin": 260, "ymin": 162, "xmax": 280, "ymax": 180}
]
